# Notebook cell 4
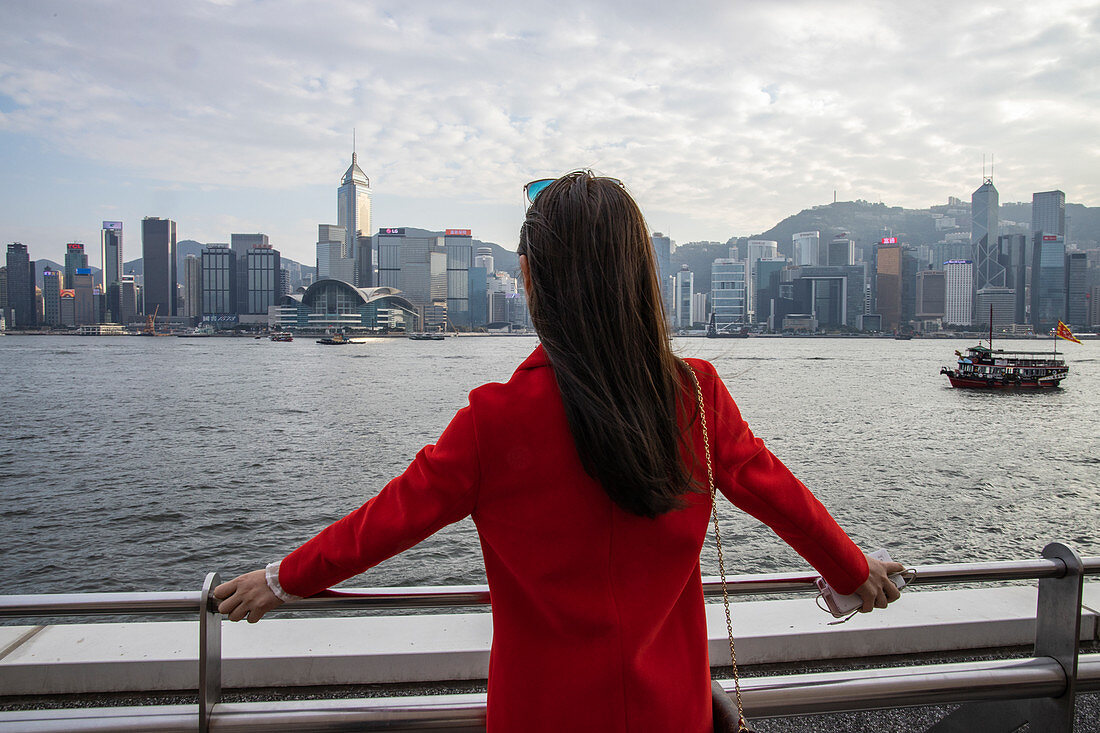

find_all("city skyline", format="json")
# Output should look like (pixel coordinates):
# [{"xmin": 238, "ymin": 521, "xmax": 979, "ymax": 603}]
[{"xmin": 2, "ymin": 2, "xmax": 1099, "ymax": 266}]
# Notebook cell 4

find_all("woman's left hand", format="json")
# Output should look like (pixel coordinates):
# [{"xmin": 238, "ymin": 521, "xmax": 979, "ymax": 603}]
[{"xmin": 213, "ymin": 569, "xmax": 283, "ymax": 623}]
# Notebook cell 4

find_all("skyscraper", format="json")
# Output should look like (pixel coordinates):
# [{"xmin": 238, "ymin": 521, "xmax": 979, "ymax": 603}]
[
  {"xmin": 246, "ymin": 245, "xmax": 281, "ymax": 315},
  {"xmin": 972, "ymin": 178, "xmax": 1002, "ymax": 291},
  {"xmin": 1031, "ymin": 234, "xmax": 1066, "ymax": 330},
  {"xmin": 5, "ymin": 242, "xmax": 36, "ymax": 329},
  {"xmin": 100, "ymin": 222, "xmax": 123, "ymax": 291},
  {"xmin": 674, "ymin": 265, "xmax": 694, "ymax": 328},
  {"xmin": 1065, "ymin": 250, "xmax": 1088, "ymax": 329},
  {"xmin": 971, "ymin": 178, "xmax": 998, "ymax": 250},
  {"xmin": 445, "ymin": 230, "xmax": 473, "ymax": 329},
  {"xmin": 1032, "ymin": 190, "xmax": 1066, "ymax": 238},
  {"xmin": 874, "ymin": 240, "xmax": 902, "ymax": 330},
  {"xmin": 72, "ymin": 269, "xmax": 96, "ymax": 325},
  {"xmin": 651, "ymin": 232, "xmax": 672, "ymax": 321},
  {"xmin": 710, "ymin": 259, "xmax": 746, "ymax": 332},
  {"xmin": 792, "ymin": 231, "xmax": 821, "ymax": 267},
  {"xmin": 201, "ymin": 244, "xmax": 235, "ymax": 320},
  {"xmin": 944, "ymin": 260, "xmax": 974, "ymax": 326},
  {"xmin": 183, "ymin": 255, "xmax": 202, "ymax": 321},
  {"xmin": 827, "ymin": 233, "xmax": 855, "ymax": 266},
  {"xmin": 915, "ymin": 269, "xmax": 945, "ymax": 321},
  {"xmin": 231, "ymin": 233, "xmax": 268, "ymax": 314},
  {"xmin": 142, "ymin": 217, "xmax": 177, "ymax": 316},
  {"xmin": 42, "ymin": 267, "xmax": 62, "ymax": 326},
  {"xmin": 338, "ymin": 151, "xmax": 372, "ymax": 278},
  {"xmin": 64, "ymin": 243, "xmax": 88, "ymax": 286},
  {"xmin": 746, "ymin": 239, "xmax": 778, "ymax": 321}
]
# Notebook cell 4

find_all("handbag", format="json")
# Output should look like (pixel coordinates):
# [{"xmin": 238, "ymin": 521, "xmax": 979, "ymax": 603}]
[{"xmin": 687, "ymin": 366, "xmax": 756, "ymax": 733}]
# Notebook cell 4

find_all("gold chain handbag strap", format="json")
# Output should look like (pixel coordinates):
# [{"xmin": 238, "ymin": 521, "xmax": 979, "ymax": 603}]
[{"xmin": 686, "ymin": 365, "xmax": 750, "ymax": 733}]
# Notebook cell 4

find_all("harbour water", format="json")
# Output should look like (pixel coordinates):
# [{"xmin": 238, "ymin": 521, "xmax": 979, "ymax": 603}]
[{"xmin": 1, "ymin": 335, "xmax": 1097, "ymax": 597}]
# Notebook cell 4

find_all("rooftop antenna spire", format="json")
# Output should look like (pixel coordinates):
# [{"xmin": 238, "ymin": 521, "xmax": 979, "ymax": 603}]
[
  {"xmin": 352, "ymin": 128, "xmax": 356, "ymax": 163},
  {"xmin": 990, "ymin": 154, "xmax": 994, "ymax": 182}
]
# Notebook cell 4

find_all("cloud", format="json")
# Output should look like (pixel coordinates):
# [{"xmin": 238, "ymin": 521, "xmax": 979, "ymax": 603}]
[{"xmin": 0, "ymin": 0, "xmax": 1098, "ymax": 249}]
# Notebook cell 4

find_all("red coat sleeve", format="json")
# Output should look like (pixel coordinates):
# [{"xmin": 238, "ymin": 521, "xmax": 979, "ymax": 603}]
[
  {"xmin": 278, "ymin": 405, "xmax": 481, "ymax": 598},
  {"xmin": 699, "ymin": 362, "xmax": 869, "ymax": 595}
]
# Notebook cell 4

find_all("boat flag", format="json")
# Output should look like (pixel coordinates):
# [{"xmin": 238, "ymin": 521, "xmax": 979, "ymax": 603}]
[{"xmin": 1056, "ymin": 321, "xmax": 1082, "ymax": 344}]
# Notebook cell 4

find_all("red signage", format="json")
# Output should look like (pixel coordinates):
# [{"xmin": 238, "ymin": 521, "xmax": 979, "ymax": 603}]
[
  {"xmin": 67, "ymin": 243, "xmax": 84, "ymax": 251},
  {"xmin": 880, "ymin": 237, "xmax": 897, "ymax": 245},
  {"xmin": 445, "ymin": 229, "xmax": 472, "ymax": 237},
  {"xmin": 1043, "ymin": 235, "xmax": 1059, "ymax": 241}
]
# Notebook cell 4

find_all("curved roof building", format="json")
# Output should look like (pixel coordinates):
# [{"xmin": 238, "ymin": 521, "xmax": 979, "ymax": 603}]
[{"xmin": 271, "ymin": 278, "xmax": 419, "ymax": 331}]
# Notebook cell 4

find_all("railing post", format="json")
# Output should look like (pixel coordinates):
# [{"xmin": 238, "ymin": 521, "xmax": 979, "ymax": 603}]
[
  {"xmin": 199, "ymin": 572, "xmax": 222, "ymax": 733},
  {"xmin": 1028, "ymin": 541, "xmax": 1083, "ymax": 732}
]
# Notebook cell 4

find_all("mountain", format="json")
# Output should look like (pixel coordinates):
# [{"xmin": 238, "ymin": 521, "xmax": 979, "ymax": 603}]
[{"xmin": 672, "ymin": 198, "xmax": 1100, "ymax": 294}]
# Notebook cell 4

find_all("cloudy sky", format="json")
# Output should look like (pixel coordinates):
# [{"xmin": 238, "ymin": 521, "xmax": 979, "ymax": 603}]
[{"xmin": 2, "ymin": 1, "xmax": 1098, "ymax": 266}]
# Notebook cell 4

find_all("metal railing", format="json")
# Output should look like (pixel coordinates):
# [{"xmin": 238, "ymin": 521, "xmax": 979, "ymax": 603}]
[{"xmin": 0, "ymin": 542, "xmax": 1097, "ymax": 732}]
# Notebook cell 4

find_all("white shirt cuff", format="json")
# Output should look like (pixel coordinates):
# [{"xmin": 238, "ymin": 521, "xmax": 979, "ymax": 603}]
[{"xmin": 265, "ymin": 560, "xmax": 302, "ymax": 603}]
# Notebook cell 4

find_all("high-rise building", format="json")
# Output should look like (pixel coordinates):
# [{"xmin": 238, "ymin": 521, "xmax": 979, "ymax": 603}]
[
  {"xmin": 246, "ymin": 245, "xmax": 281, "ymax": 315},
  {"xmin": 997, "ymin": 234, "xmax": 1028, "ymax": 324},
  {"xmin": 827, "ymin": 234, "xmax": 855, "ymax": 266},
  {"xmin": 792, "ymin": 231, "xmax": 821, "ymax": 267},
  {"xmin": 100, "ymin": 222, "xmax": 123, "ymax": 291},
  {"xmin": 42, "ymin": 267, "xmax": 62, "ymax": 326},
  {"xmin": 786, "ymin": 265, "xmax": 866, "ymax": 330},
  {"xmin": 201, "ymin": 244, "xmax": 236, "ymax": 319},
  {"xmin": 1065, "ymin": 250, "xmax": 1088, "ymax": 330},
  {"xmin": 356, "ymin": 234, "xmax": 374, "ymax": 288},
  {"xmin": 468, "ymin": 265, "xmax": 488, "ymax": 328},
  {"xmin": 975, "ymin": 287, "xmax": 1015, "ymax": 329},
  {"xmin": 72, "ymin": 268, "xmax": 96, "ymax": 325},
  {"xmin": 5, "ymin": 242, "xmax": 36, "ymax": 329},
  {"xmin": 378, "ymin": 228, "xmax": 447, "ymax": 320},
  {"xmin": 754, "ymin": 257, "xmax": 787, "ymax": 325},
  {"xmin": 874, "ymin": 240, "xmax": 902, "ymax": 330},
  {"xmin": 64, "ymin": 243, "xmax": 88, "ymax": 286},
  {"xmin": 1031, "ymin": 234, "xmax": 1066, "ymax": 330},
  {"xmin": 710, "ymin": 259, "xmax": 746, "ymax": 332},
  {"xmin": 183, "ymin": 255, "xmax": 202, "ymax": 321},
  {"xmin": 118, "ymin": 275, "xmax": 138, "ymax": 326},
  {"xmin": 746, "ymin": 240, "xmax": 778, "ymax": 321},
  {"xmin": 944, "ymin": 260, "xmax": 974, "ymax": 326},
  {"xmin": 651, "ymin": 233, "xmax": 673, "ymax": 321},
  {"xmin": 474, "ymin": 246, "xmax": 494, "ymax": 273},
  {"xmin": 1032, "ymin": 190, "xmax": 1066, "ymax": 239},
  {"xmin": 915, "ymin": 269, "xmax": 946, "ymax": 320},
  {"xmin": 316, "ymin": 225, "xmax": 351, "ymax": 283},
  {"xmin": 142, "ymin": 217, "xmax": 177, "ymax": 316},
  {"xmin": 971, "ymin": 177, "xmax": 998, "ymax": 250},
  {"xmin": 338, "ymin": 151, "xmax": 372, "ymax": 276},
  {"xmin": 59, "ymin": 289, "xmax": 75, "ymax": 327},
  {"xmin": 230, "ymin": 234, "xmax": 268, "ymax": 314},
  {"xmin": 444, "ymin": 229, "xmax": 473, "ymax": 329},
  {"xmin": 674, "ymin": 265, "xmax": 694, "ymax": 328}
]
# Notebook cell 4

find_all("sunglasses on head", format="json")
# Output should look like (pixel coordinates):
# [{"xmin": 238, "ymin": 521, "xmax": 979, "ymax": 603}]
[{"xmin": 524, "ymin": 174, "xmax": 626, "ymax": 205}]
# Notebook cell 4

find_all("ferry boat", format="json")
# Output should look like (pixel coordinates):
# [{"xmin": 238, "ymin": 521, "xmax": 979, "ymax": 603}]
[
  {"xmin": 940, "ymin": 345, "xmax": 1067, "ymax": 389},
  {"xmin": 408, "ymin": 332, "xmax": 445, "ymax": 341},
  {"xmin": 270, "ymin": 331, "xmax": 294, "ymax": 342},
  {"xmin": 317, "ymin": 333, "xmax": 349, "ymax": 345}
]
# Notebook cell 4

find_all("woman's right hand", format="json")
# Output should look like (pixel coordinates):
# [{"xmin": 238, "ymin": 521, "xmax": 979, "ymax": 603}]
[{"xmin": 853, "ymin": 554, "xmax": 905, "ymax": 613}]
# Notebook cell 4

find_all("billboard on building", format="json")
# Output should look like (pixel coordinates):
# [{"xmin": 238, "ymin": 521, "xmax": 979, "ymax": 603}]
[{"xmin": 102, "ymin": 221, "xmax": 123, "ymax": 230}]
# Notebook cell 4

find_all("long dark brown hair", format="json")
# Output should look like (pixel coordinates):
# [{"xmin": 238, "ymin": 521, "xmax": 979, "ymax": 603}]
[{"xmin": 519, "ymin": 171, "xmax": 698, "ymax": 518}]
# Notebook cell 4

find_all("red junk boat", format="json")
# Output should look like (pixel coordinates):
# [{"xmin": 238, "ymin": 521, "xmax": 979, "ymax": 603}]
[{"xmin": 939, "ymin": 344, "xmax": 1067, "ymax": 389}]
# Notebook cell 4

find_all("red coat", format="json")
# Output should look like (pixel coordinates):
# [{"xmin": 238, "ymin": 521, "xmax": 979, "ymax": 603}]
[{"xmin": 279, "ymin": 346, "xmax": 868, "ymax": 732}]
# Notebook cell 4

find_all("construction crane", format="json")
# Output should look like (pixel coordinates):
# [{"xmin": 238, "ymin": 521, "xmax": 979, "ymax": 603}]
[{"xmin": 143, "ymin": 305, "xmax": 159, "ymax": 335}]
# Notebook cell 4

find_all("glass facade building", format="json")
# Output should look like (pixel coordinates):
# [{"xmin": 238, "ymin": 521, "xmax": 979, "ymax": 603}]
[
  {"xmin": 1031, "ymin": 234, "xmax": 1065, "ymax": 330},
  {"xmin": 337, "ymin": 152, "xmax": 372, "ymax": 279},
  {"xmin": 5, "ymin": 242, "xmax": 36, "ymax": 329},
  {"xmin": 142, "ymin": 217, "xmax": 177, "ymax": 316},
  {"xmin": 42, "ymin": 267, "xmax": 62, "ymax": 326},
  {"xmin": 710, "ymin": 258, "xmax": 746, "ymax": 332},
  {"xmin": 101, "ymin": 222, "xmax": 123, "ymax": 292},
  {"xmin": 445, "ymin": 231, "xmax": 473, "ymax": 329},
  {"xmin": 201, "ymin": 244, "xmax": 236, "ymax": 319},
  {"xmin": 246, "ymin": 246, "xmax": 281, "ymax": 315}
]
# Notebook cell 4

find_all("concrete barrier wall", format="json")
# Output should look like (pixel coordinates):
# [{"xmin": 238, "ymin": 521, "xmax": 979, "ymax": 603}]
[{"xmin": 1, "ymin": 585, "xmax": 1097, "ymax": 696}]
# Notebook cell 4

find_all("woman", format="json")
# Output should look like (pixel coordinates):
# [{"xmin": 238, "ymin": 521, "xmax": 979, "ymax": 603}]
[{"xmin": 215, "ymin": 172, "xmax": 903, "ymax": 732}]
